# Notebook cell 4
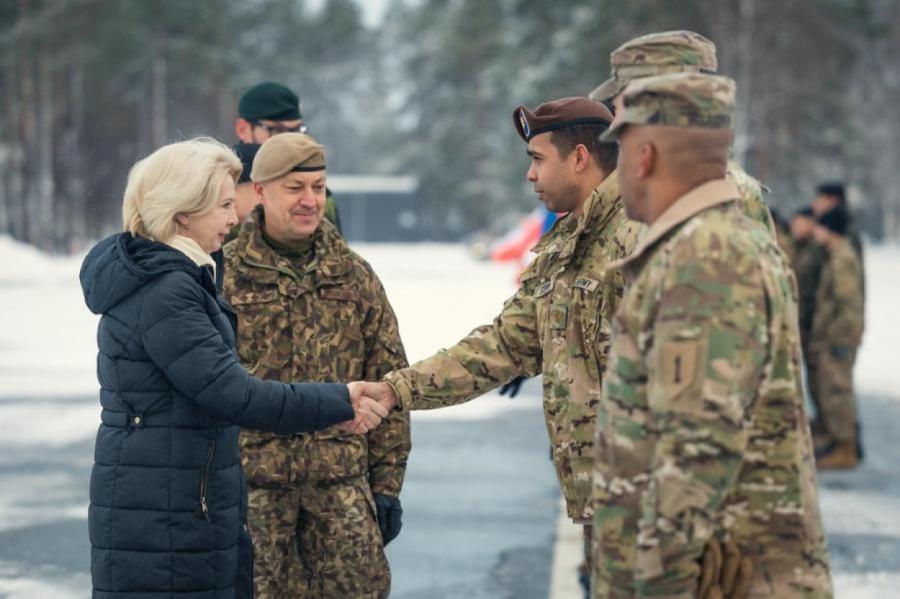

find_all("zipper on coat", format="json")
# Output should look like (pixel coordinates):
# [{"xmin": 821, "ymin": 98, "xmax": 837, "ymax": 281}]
[{"xmin": 199, "ymin": 440, "xmax": 215, "ymax": 521}]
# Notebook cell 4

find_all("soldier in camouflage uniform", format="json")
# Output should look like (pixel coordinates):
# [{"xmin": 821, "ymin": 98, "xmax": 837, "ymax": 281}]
[
  {"xmin": 223, "ymin": 133, "xmax": 410, "ymax": 598},
  {"xmin": 235, "ymin": 81, "xmax": 342, "ymax": 232},
  {"xmin": 789, "ymin": 208, "xmax": 828, "ymax": 444},
  {"xmin": 589, "ymin": 30, "xmax": 777, "ymax": 238},
  {"xmin": 811, "ymin": 182, "xmax": 865, "ymax": 307},
  {"xmin": 790, "ymin": 207, "xmax": 826, "ymax": 352},
  {"xmin": 593, "ymin": 73, "xmax": 832, "ymax": 597},
  {"xmin": 808, "ymin": 206, "xmax": 865, "ymax": 470},
  {"xmin": 349, "ymin": 98, "xmax": 640, "ymax": 594}
]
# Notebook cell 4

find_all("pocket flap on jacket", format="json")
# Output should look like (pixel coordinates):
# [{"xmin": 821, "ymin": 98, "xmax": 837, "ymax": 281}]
[{"xmin": 229, "ymin": 288, "xmax": 279, "ymax": 305}]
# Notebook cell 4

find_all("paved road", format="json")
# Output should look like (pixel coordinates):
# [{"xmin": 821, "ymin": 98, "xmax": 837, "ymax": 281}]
[
  {"xmin": 0, "ymin": 382, "xmax": 561, "ymax": 598},
  {"xmin": 3, "ymin": 387, "xmax": 899, "ymax": 598}
]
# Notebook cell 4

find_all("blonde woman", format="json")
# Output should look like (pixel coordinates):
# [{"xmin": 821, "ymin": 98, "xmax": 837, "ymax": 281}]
[{"xmin": 79, "ymin": 138, "xmax": 385, "ymax": 598}]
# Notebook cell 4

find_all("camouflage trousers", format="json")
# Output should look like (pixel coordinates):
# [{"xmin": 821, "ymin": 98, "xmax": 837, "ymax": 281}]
[
  {"xmin": 808, "ymin": 346, "xmax": 859, "ymax": 442},
  {"xmin": 246, "ymin": 475, "xmax": 390, "ymax": 599}
]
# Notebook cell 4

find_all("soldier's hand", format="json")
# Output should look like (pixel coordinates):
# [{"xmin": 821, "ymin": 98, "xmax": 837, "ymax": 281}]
[
  {"xmin": 348, "ymin": 380, "xmax": 399, "ymax": 412},
  {"xmin": 498, "ymin": 375, "xmax": 527, "ymax": 398},
  {"xmin": 373, "ymin": 493, "xmax": 403, "ymax": 545}
]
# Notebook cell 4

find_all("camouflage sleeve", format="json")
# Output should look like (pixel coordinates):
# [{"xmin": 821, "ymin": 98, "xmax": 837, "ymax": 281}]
[
  {"xmin": 383, "ymin": 283, "xmax": 543, "ymax": 411},
  {"xmin": 826, "ymin": 249, "xmax": 864, "ymax": 347},
  {"xmin": 359, "ymin": 269, "xmax": 411, "ymax": 497},
  {"xmin": 599, "ymin": 246, "xmax": 766, "ymax": 595}
]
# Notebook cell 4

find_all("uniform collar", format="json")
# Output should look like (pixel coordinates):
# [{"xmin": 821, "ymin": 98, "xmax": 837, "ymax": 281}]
[
  {"xmin": 234, "ymin": 207, "xmax": 353, "ymax": 280},
  {"xmin": 613, "ymin": 178, "xmax": 739, "ymax": 269},
  {"xmin": 533, "ymin": 170, "xmax": 622, "ymax": 257}
]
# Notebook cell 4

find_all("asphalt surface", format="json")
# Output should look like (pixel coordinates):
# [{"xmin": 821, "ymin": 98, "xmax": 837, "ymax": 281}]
[{"xmin": 0, "ymin": 383, "xmax": 560, "ymax": 598}]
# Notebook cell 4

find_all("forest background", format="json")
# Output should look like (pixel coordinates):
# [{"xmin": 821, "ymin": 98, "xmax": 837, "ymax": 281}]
[{"xmin": 1, "ymin": 0, "xmax": 898, "ymax": 252}]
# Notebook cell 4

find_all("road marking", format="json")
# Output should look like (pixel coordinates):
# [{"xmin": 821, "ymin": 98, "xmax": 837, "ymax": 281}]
[{"xmin": 549, "ymin": 497, "xmax": 584, "ymax": 599}]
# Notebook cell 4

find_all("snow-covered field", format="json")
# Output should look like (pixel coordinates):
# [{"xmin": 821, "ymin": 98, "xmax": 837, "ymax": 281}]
[{"xmin": 0, "ymin": 235, "xmax": 898, "ymax": 597}]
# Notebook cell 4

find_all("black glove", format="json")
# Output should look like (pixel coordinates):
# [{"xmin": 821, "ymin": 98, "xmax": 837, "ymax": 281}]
[
  {"xmin": 374, "ymin": 493, "xmax": 403, "ymax": 546},
  {"xmin": 499, "ymin": 376, "xmax": 527, "ymax": 398}
]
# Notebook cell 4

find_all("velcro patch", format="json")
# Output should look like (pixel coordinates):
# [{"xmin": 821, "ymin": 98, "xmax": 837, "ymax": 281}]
[
  {"xmin": 549, "ymin": 303, "xmax": 568, "ymax": 330},
  {"xmin": 533, "ymin": 280, "xmax": 553, "ymax": 298},
  {"xmin": 573, "ymin": 277, "xmax": 600, "ymax": 292},
  {"xmin": 319, "ymin": 287, "xmax": 359, "ymax": 302},
  {"xmin": 659, "ymin": 340, "xmax": 700, "ymax": 399}
]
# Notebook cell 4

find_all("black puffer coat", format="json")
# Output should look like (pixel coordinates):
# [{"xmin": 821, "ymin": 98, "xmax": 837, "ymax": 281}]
[{"xmin": 80, "ymin": 233, "xmax": 354, "ymax": 598}]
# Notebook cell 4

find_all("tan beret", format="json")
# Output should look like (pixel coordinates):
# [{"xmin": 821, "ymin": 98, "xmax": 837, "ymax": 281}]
[
  {"xmin": 250, "ymin": 132, "xmax": 326, "ymax": 183},
  {"xmin": 600, "ymin": 72, "xmax": 735, "ymax": 142},
  {"xmin": 590, "ymin": 30, "xmax": 718, "ymax": 103}
]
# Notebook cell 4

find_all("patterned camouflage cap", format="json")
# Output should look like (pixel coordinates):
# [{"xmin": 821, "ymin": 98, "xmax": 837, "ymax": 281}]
[
  {"xmin": 589, "ymin": 30, "xmax": 717, "ymax": 103},
  {"xmin": 600, "ymin": 72, "xmax": 735, "ymax": 142},
  {"xmin": 251, "ymin": 132, "xmax": 325, "ymax": 183}
]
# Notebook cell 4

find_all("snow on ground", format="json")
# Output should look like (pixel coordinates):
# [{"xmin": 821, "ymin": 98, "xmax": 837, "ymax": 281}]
[
  {"xmin": 855, "ymin": 244, "xmax": 900, "ymax": 400},
  {"xmin": 1, "ymin": 235, "xmax": 899, "ymax": 597}
]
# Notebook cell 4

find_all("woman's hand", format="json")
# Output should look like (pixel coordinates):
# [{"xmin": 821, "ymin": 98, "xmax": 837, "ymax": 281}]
[{"xmin": 339, "ymin": 382, "xmax": 392, "ymax": 434}]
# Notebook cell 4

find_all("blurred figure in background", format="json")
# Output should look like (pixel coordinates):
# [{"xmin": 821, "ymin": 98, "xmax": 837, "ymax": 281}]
[
  {"xmin": 812, "ymin": 181, "xmax": 863, "ymax": 259},
  {"xmin": 233, "ymin": 142, "xmax": 261, "ymax": 221},
  {"xmin": 809, "ymin": 206, "xmax": 865, "ymax": 469},
  {"xmin": 235, "ymin": 81, "xmax": 342, "ymax": 233},
  {"xmin": 771, "ymin": 207, "xmax": 795, "ymax": 262},
  {"xmin": 226, "ymin": 142, "xmax": 261, "ymax": 242},
  {"xmin": 790, "ymin": 207, "xmax": 827, "ymax": 438}
]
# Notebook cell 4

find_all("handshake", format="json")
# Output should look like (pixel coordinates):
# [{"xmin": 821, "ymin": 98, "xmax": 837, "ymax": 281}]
[{"xmin": 339, "ymin": 381, "xmax": 400, "ymax": 434}]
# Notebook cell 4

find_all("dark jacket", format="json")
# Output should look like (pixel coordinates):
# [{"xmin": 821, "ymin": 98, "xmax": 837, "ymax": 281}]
[{"xmin": 80, "ymin": 233, "xmax": 354, "ymax": 598}]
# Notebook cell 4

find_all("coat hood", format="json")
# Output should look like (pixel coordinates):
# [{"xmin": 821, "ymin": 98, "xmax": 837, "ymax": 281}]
[{"xmin": 80, "ymin": 232, "xmax": 207, "ymax": 314}]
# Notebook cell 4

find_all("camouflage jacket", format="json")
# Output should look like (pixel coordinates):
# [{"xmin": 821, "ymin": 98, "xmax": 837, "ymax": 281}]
[
  {"xmin": 593, "ymin": 179, "xmax": 832, "ymax": 598},
  {"xmin": 810, "ymin": 237, "xmax": 864, "ymax": 352},
  {"xmin": 727, "ymin": 161, "xmax": 776, "ymax": 238},
  {"xmin": 384, "ymin": 173, "xmax": 641, "ymax": 523},
  {"xmin": 223, "ymin": 208, "xmax": 410, "ymax": 496},
  {"xmin": 792, "ymin": 238, "xmax": 826, "ymax": 349},
  {"xmin": 323, "ymin": 188, "xmax": 342, "ymax": 234}
]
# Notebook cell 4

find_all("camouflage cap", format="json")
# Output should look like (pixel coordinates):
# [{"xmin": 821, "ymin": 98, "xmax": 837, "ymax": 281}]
[
  {"xmin": 600, "ymin": 72, "xmax": 735, "ymax": 142},
  {"xmin": 251, "ymin": 132, "xmax": 325, "ymax": 183},
  {"xmin": 589, "ymin": 31, "xmax": 717, "ymax": 103}
]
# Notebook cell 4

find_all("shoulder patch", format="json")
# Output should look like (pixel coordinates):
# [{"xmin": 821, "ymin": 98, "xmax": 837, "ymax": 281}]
[{"xmin": 659, "ymin": 339, "xmax": 700, "ymax": 400}]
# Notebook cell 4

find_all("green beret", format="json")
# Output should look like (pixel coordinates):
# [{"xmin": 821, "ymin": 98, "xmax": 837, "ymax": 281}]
[
  {"xmin": 513, "ymin": 97, "xmax": 614, "ymax": 142},
  {"xmin": 251, "ymin": 133, "xmax": 325, "ymax": 183},
  {"xmin": 238, "ymin": 81, "xmax": 302, "ymax": 121},
  {"xmin": 600, "ymin": 72, "xmax": 735, "ymax": 142},
  {"xmin": 590, "ymin": 31, "xmax": 718, "ymax": 103}
]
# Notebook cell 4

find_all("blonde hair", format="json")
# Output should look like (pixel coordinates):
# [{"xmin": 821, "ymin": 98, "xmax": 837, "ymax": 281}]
[{"xmin": 122, "ymin": 137, "xmax": 242, "ymax": 241}]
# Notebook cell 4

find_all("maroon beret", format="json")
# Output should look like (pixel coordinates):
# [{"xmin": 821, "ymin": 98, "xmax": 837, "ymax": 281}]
[{"xmin": 513, "ymin": 97, "xmax": 614, "ymax": 142}]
